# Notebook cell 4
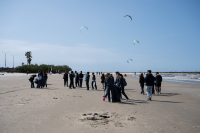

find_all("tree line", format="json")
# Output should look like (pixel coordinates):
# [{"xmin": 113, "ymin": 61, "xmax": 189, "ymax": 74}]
[{"xmin": 14, "ymin": 64, "xmax": 72, "ymax": 73}]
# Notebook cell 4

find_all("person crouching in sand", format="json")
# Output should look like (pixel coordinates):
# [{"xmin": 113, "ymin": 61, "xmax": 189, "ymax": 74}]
[{"xmin": 29, "ymin": 75, "xmax": 36, "ymax": 88}]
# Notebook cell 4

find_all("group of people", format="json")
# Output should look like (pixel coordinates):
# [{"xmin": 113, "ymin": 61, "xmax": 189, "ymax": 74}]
[
  {"xmin": 29, "ymin": 71, "xmax": 48, "ymax": 89},
  {"xmin": 63, "ymin": 71, "xmax": 97, "ymax": 90},
  {"xmin": 28, "ymin": 69, "xmax": 163, "ymax": 102},
  {"xmin": 102, "ymin": 72, "xmax": 129, "ymax": 102},
  {"xmin": 62, "ymin": 71, "xmax": 128, "ymax": 103},
  {"xmin": 139, "ymin": 70, "xmax": 162, "ymax": 101}
]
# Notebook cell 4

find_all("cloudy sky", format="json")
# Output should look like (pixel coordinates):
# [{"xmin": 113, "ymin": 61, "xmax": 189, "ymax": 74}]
[{"xmin": 0, "ymin": 0, "xmax": 200, "ymax": 72}]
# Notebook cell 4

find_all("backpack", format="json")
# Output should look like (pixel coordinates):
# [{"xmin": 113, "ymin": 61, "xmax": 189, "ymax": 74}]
[
  {"xmin": 123, "ymin": 78, "xmax": 127, "ymax": 86},
  {"xmin": 34, "ymin": 79, "xmax": 38, "ymax": 84},
  {"xmin": 63, "ymin": 73, "xmax": 67, "ymax": 79}
]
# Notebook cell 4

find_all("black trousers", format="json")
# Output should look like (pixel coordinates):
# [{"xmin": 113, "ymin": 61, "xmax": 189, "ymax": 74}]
[
  {"xmin": 75, "ymin": 79, "xmax": 79, "ymax": 87},
  {"xmin": 91, "ymin": 81, "xmax": 97, "ymax": 89},
  {"xmin": 79, "ymin": 79, "xmax": 83, "ymax": 87},
  {"xmin": 69, "ymin": 80, "xmax": 74, "ymax": 88},
  {"xmin": 64, "ymin": 79, "xmax": 68, "ymax": 87},
  {"xmin": 86, "ymin": 81, "xmax": 89, "ymax": 90}
]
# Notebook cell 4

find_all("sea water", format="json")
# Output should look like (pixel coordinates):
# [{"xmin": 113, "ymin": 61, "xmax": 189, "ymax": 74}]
[{"xmin": 132, "ymin": 73, "xmax": 200, "ymax": 85}]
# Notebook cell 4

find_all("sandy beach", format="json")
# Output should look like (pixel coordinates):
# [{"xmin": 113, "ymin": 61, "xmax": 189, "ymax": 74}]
[{"xmin": 0, "ymin": 73, "xmax": 200, "ymax": 133}]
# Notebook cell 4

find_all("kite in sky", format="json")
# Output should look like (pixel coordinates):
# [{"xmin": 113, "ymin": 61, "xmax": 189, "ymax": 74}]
[
  {"xmin": 80, "ymin": 26, "xmax": 88, "ymax": 33},
  {"xmin": 123, "ymin": 15, "xmax": 132, "ymax": 21},
  {"xmin": 127, "ymin": 58, "xmax": 133, "ymax": 63},
  {"xmin": 133, "ymin": 40, "xmax": 139, "ymax": 45}
]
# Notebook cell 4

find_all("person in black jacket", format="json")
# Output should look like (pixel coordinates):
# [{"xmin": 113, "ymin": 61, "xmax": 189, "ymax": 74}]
[
  {"xmin": 69, "ymin": 71, "xmax": 75, "ymax": 89},
  {"xmin": 115, "ymin": 72, "xmax": 119, "ymax": 84},
  {"xmin": 43, "ymin": 71, "xmax": 48, "ymax": 88},
  {"xmin": 144, "ymin": 70, "xmax": 155, "ymax": 101},
  {"xmin": 119, "ymin": 74, "xmax": 129, "ymax": 101},
  {"xmin": 63, "ymin": 70, "xmax": 68, "ymax": 87},
  {"xmin": 152, "ymin": 75, "xmax": 155, "ymax": 95},
  {"xmin": 110, "ymin": 74, "xmax": 114, "ymax": 84},
  {"xmin": 79, "ymin": 71, "xmax": 84, "ymax": 88},
  {"xmin": 29, "ymin": 75, "xmax": 36, "ymax": 88},
  {"xmin": 139, "ymin": 73, "xmax": 145, "ymax": 95},
  {"xmin": 86, "ymin": 72, "xmax": 90, "ymax": 90},
  {"xmin": 155, "ymin": 72, "xmax": 162, "ymax": 94},
  {"xmin": 91, "ymin": 72, "xmax": 97, "ymax": 90},
  {"xmin": 104, "ymin": 74, "xmax": 114, "ymax": 102},
  {"xmin": 101, "ymin": 73, "xmax": 105, "ymax": 89},
  {"xmin": 75, "ymin": 71, "xmax": 79, "ymax": 87}
]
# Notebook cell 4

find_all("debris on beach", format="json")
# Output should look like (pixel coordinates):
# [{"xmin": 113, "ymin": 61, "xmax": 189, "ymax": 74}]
[
  {"xmin": 53, "ymin": 97, "xmax": 58, "ymax": 99},
  {"xmin": 79, "ymin": 112, "xmax": 136, "ymax": 128}
]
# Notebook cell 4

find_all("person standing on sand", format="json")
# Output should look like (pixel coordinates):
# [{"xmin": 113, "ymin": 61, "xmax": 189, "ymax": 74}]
[
  {"xmin": 75, "ymin": 71, "xmax": 79, "ymax": 87},
  {"xmin": 110, "ymin": 74, "xmax": 114, "ymax": 83},
  {"xmin": 115, "ymin": 72, "xmax": 119, "ymax": 84},
  {"xmin": 43, "ymin": 71, "xmax": 48, "ymax": 88},
  {"xmin": 63, "ymin": 70, "xmax": 68, "ymax": 87},
  {"xmin": 27, "ymin": 70, "xmax": 29, "ymax": 75},
  {"xmin": 79, "ymin": 71, "xmax": 84, "ymax": 88},
  {"xmin": 69, "ymin": 71, "xmax": 75, "ymax": 89},
  {"xmin": 86, "ymin": 72, "xmax": 90, "ymax": 90},
  {"xmin": 152, "ymin": 74, "xmax": 155, "ymax": 95},
  {"xmin": 145, "ymin": 70, "xmax": 155, "ymax": 101},
  {"xmin": 155, "ymin": 72, "xmax": 162, "ymax": 94},
  {"xmin": 38, "ymin": 72, "xmax": 43, "ymax": 89},
  {"xmin": 119, "ymin": 74, "xmax": 129, "ymax": 101},
  {"xmin": 139, "ymin": 73, "xmax": 145, "ymax": 95},
  {"xmin": 101, "ymin": 73, "xmax": 105, "ymax": 89},
  {"xmin": 91, "ymin": 72, "xmax": 97, "ymax": 90},
  {"xmin": 104, "ymin": 73, "xmax": 114, "ymax": 102}
]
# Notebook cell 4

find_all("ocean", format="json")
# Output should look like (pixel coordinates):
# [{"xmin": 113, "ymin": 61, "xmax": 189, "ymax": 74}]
[{"xmin": 132, "ymin": 73, "xmax": 200, "ymax": 85}]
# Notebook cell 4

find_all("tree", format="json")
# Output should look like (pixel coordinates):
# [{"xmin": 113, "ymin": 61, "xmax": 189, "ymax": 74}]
[
  {"xmin": 22, "ymin": 62, "xmax": 24, "ymax": 66},
  {"xmin": 25, "ymin": 51, "xmax": 32, "ymax": 65}
]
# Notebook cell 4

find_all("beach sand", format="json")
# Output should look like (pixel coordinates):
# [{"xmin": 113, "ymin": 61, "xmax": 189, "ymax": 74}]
[{"xmin": 0, "ymin": 73, "xmax": 200, "ymax": 133}]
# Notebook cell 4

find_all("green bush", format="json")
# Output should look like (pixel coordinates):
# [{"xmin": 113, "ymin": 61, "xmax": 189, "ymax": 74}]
[{"xmin": 14, "ymin": 64, "xmax": 72, "ymax": 73}]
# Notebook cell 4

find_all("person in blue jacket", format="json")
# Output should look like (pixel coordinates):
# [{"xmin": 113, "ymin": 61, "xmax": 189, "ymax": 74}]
[
  {"xmin": 69, "ymin": 71, "xmax": 75, "ymax": 89},
  {"xmin": 91, "ymin": 72, "xmax": 97, "ymax": 90},
  {"xmin": 86, "ymin": 72, "xmax": 90, "ymax": 90}
]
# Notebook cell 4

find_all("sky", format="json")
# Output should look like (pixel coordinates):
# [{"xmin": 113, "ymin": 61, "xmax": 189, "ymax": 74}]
[{"xmin": 0, "ymin": 0, "xmax": 200, "ymax": 72}]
